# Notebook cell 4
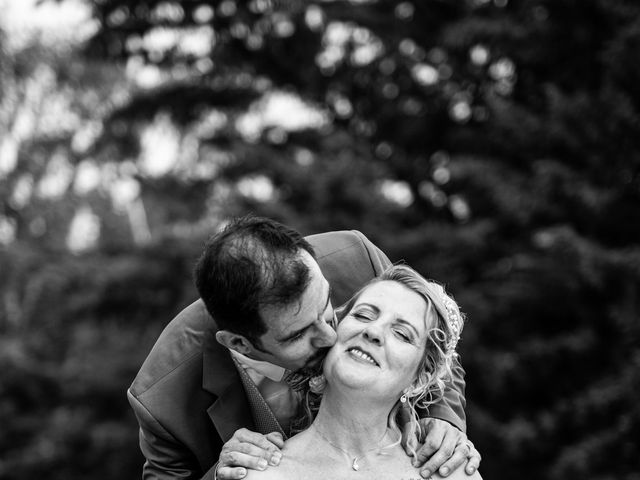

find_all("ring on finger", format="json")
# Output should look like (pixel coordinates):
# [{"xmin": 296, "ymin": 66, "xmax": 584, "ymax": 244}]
[{"xmin": 465, "ymin": 440, "xmax": 474, "ymax": 456}]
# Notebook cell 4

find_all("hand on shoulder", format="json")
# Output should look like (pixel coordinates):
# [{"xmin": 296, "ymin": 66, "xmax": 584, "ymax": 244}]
[{"xmin": 435, "ymin": 467, "xmax": 483, "ymax": 480}]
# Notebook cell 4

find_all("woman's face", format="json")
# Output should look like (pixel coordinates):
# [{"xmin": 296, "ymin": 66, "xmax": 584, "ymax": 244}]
[{"xmin": 323, "ymin": 280, "xmax": 431, "ymax": 402}]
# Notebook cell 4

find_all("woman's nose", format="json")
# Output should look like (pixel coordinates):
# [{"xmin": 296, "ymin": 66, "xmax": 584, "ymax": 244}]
[{"xmin": 362, "ymin": 324, "xmax": 383, "ymax": 345}]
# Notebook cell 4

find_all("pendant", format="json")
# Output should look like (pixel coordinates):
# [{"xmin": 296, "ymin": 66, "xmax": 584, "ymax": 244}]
[{"xmin": 352, "ymin": 458, "xmax": 359, "ymax": 471}]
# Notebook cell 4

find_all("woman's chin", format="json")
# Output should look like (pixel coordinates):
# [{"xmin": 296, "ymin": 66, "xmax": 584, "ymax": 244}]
[
  {"xmin": 329, "ymin": 365, "xmax": 380, "ymax": 390},
  {"xmin": 325, "ymin": 351, "xmax": 383, "ymax": 391}
]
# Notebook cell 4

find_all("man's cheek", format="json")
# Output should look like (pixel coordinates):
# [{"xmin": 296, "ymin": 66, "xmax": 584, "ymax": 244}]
[{"xmin": 283, "ymin": 347, "xmax": 304, "ymax": 365}]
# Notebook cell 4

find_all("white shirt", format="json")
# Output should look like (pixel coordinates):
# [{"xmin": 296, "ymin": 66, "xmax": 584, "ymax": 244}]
[{"xmin": 229, "ymin": 350, "xmax": 299, "ymax": 431}]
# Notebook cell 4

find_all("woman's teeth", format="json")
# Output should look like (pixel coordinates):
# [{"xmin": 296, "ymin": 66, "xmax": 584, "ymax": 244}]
[{"xmin": 349, "ymin": 348, "xmax": 378, "ymax": 365}]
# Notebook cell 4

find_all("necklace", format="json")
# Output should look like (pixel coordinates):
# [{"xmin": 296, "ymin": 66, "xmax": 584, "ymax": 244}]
[{"xmin": 311, "ymin": 424, "xmax": 392, "ymax": 471}]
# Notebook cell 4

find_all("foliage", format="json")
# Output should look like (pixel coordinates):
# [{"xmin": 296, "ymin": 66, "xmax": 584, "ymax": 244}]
[
  {"xmin": 1, "ymin": 0, "xmax": 640, "ymax": 479},
  {"xmin": 0, "ymin": 239, "xmax": 198, "ymax": 480}
]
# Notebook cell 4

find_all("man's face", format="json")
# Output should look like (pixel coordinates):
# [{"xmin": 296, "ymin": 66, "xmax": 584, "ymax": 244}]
[{"xmin": 250, "ymin": 250, "xmax": 337, "ymax": 372}]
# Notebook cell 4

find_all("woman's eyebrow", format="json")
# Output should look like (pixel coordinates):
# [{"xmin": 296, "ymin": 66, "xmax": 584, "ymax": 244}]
[
  {"xmin": 353, "ymin": 302, "xmax": 380, "ymax": 313},
  {"xmin": 396, "ymin": 318, "xmax": 420, "ymax": 336}
]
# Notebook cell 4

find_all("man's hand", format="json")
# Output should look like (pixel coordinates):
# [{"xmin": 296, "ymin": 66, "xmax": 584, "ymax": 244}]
[
  {"xmin": 401, "ymin": 417, "xmax": 481, "ymax": 479},
  {"xmin": 216, "ymin": 429, "xmax": 284, "ymax": 480}
]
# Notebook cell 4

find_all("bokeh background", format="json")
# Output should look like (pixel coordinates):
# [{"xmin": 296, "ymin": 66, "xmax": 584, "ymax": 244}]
[{"xmin": 1, "ymin": 0, "xmax": 639, "ymax": 479}]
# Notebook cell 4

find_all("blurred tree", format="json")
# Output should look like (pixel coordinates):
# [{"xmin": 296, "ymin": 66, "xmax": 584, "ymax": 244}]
[
  {"xmin": 0, "ymin": 240, "xmax": 198, "ymax": 480},
  {"xmin": 1, "ymin": 0, "xmax": 640, "ymax": 479}
]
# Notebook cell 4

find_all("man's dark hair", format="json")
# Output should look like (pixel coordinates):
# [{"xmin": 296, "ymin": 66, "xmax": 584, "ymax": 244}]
[{"xmin": 194, "ymin": 215, "xmax": 315, "ymax": 345}]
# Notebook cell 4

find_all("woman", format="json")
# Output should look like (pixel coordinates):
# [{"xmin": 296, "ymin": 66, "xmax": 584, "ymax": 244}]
[{"xmin": 246, "ymin": 265, "xmax": 481, "ymax": 480}]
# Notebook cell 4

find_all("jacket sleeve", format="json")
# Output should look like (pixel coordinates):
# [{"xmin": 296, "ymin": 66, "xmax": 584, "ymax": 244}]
[
  {"xmin": 421, "ymin": 355, "xmax": 467, "ymax": 432},
  {"xmin": 309, "ymin": 230, "xmax": 394, "ymax": 306},
  {"xmin": 350, "ymin": 230, "xmax": 393, "ymax": 275},
  {"xmin": 128, "ymin": 389, "xmax": 217, "ymax": 480}
]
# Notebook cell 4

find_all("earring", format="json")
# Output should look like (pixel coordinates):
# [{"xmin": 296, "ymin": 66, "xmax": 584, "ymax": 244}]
[{"xmin": 400, "ymin": 394, "xmax": 407, "ymax": 404}]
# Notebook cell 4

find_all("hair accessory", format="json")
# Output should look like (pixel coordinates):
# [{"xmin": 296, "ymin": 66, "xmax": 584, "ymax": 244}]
[
  {"xmin": 400, "ymin": 394, "xmax": 407, "ymax": 404},
  {"xmin": 309, "ymin": 374, "xmax": 327, "ymax": 394},
  {"xmin": 443, "ymin": 298, "xmax": 462, "ymax": 352}
]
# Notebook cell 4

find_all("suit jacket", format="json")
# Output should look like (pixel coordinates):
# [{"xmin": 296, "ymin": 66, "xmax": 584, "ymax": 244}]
[{"xmin": 127, "ymin": 230, "xmax": 467, "ymax": 480}]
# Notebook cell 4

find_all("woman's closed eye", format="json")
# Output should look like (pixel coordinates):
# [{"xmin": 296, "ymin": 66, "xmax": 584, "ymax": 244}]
[
  {"xmin": 351, "ymin": 307, "xmax": 376, "ymax": 322},
  {"xmin": 393, "ymin": 327, "xmax": 414, "ymax": 343}
]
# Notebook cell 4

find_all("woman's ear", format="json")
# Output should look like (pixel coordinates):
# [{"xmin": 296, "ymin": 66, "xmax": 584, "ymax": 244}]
[{"xmin": 215, "ymin": 330, "xmax": 253, "ymax": 355}]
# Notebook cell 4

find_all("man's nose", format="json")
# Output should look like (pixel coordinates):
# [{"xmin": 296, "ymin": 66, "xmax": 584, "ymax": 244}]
[{"xmin": 312, "ymin": 319, "xmax": 337, "ymax": 347}]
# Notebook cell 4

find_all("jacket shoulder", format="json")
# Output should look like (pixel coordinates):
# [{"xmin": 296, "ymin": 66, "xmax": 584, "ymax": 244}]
[
  {"xmin": 305, "ymin": 230, "xmax": 392, "ymax": 306},
  {"xmin": 306, "ymin": 230, "xmax": 372, "ymax": 258},
  {"xmin": 129, "ymin": 300, "xmax": 212, "ymax": 397}
]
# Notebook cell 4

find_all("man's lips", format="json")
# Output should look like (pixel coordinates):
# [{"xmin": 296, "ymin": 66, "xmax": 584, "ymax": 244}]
[{"xmin": 346, "ymin": 346, "xmax": 380, "ymax": 367}]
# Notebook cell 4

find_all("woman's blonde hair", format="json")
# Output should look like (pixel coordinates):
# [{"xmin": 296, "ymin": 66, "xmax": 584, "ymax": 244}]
[
  {"xmin": 290, "ymin": 264, "xmax": 465, "ymax": 443},
  {"xmin": 375, "ymin": 265, "xmax": 464, "ymax": 456}
]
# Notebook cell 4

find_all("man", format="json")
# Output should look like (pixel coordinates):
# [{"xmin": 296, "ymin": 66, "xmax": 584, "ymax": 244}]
[{"xmin": 128, "ymin": 216, "xmax": 481, "ymax": 480}]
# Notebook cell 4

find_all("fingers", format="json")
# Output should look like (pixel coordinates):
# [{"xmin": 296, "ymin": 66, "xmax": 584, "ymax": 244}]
[
  {"xmin": 220, "ymin": 450, "xmax": 272, "ymax": 470},
  {"xmin": 216, "ymin": 466, "xmax": 248, "ymax": 480},
  {"xmin": 266, "ymin": 431, "xmax": 285, "ymax": 449},
  {"xmin": 465, "ymin": 442, "xmax": 482, "ymax": 475},
  {"xmin": 234, "ymin": 428, "xmax": 282, "ymax": 451},
  {"xmin": 412, "ymin": 421, "xmax": 446, "ymax": 467},
  {"xmin": 223, "ymin": 441, "xmax": 280, "ymax": 463},
  {"xmin": 418, "ymin": 427, "xmax": 458, "ymax": 478},
  {"xmin": 218, "ymin": 428, "xmax": 284, "ymax": 475},
  {"xmin": 233, "ymin": 429, "xmax": 282, "ymax": 461},
  {"xmin": 436, "ymin": 440, "xmax": 470, "ymax": 477}
]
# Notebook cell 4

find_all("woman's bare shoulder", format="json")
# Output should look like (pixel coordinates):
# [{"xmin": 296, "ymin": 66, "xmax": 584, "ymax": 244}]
[
  {"xmin": 243, "ymin": 434, "xmax": 314, "ymax": 480},
  {"xmin": 243, "ymin": 457, "xmax": 312, "ymax": 480},
  {"xmin": 243, "ymin": 467, "xmax": 282, "ymax": 480}
]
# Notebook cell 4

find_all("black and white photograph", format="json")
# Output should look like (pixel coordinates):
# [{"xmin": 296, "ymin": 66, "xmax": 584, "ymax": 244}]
[{"xmin": 1, "ymin": 1, "xmax": 638, "ymax": 479}]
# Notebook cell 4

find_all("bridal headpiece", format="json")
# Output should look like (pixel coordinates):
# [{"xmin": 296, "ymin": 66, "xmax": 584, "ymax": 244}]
[{"xmin": 443, "ymin": 297, "xmax": 463, "ymax": 353}]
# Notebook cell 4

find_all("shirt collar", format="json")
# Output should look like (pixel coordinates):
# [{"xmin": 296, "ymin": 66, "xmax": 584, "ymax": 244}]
[{"xmin": 229, "ymin": 349, "xmax": 286, "ymax": 382}]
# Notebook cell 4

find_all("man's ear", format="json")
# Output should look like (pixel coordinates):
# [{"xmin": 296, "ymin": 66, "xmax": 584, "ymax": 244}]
[{"xmin": 215, "ymin": 330, "xmax": 254, "ymax": 355}]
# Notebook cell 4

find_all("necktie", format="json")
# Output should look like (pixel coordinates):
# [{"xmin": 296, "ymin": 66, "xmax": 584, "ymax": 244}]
[{"xmin": 233, "ymin": 357, "xmax": 287, "ymax": 438}]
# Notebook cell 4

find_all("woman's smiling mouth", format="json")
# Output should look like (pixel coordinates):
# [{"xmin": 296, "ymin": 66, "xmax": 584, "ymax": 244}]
[{"xmin": 347, "ymin": 347, "xmax": 379, "ymax": 366}]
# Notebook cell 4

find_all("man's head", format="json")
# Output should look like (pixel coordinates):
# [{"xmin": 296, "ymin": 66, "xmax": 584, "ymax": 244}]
[{"xmin": 194, "ymin": 216, "xmax": 337, "ymax": 371}]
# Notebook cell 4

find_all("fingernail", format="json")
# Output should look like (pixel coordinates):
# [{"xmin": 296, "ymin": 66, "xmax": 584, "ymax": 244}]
[
  {"xmin": 421, "ymin": 470, "xmax": 431, "ymax": 478},
  {"xmin": 258, "ymin": 459, "xmax": 268, "ymax": 470},
  {"xmin": 441, "ymin": 467, "xmax": 449, "ymax": 476},
  {"xmin": 468, "ymin": 467, "xmax": 476, "ymax": 474},
  {"xmin": 238, "ymin": 468, "xmax": 247, "ymax": 477},
  {"xmin": 270, "ymin": 452, "xmax": 282, "ymax": 465}
]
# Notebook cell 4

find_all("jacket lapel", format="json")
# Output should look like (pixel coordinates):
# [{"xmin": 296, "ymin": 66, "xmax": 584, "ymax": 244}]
[{"xmin": 202, "ymin": 332, "xmax": 255, "ymax": 442}]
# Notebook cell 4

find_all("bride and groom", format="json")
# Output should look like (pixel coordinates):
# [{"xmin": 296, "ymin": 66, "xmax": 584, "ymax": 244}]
[{"xmin": 128, "ymin": 216, "xmax": 482, "ymax": 479}]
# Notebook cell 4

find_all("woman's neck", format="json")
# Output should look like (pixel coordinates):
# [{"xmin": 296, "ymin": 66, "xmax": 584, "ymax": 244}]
[{"xmin": 310, "ymin": 385, "xmax": 397, "ymax": 456}]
